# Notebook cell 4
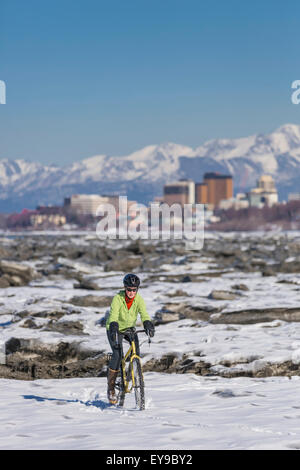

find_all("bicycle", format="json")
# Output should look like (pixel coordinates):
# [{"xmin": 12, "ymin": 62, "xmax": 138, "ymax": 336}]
[{"xmin": 113, "ymin": 328, "xmax": 151, "ymax": 410}]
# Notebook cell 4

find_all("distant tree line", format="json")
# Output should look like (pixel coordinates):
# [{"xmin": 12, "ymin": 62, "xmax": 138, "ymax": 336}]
[{"xmin": 210, "ymin": 201, "xmax": 300, "ymax": 231}]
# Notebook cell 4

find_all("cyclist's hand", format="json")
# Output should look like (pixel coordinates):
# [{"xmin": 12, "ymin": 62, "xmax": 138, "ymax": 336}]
[
  {"xmin": 109, "ymin": 321, "xmax": 119, "ymax": 346},
  {"xmin": 143, "ymin": 320, "xmax": 155, "ymax": 338}
]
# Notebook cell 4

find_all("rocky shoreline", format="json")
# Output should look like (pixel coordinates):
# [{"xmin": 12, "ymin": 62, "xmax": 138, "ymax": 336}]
[{"xmin": 0, "ymin": 232, "xmax": 299, "ymax": 380}]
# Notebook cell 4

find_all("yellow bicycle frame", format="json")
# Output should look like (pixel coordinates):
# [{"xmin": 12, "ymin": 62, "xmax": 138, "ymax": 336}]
[{"xmin": 120, "ymin": 339, "xmax": 143, "ymax": 394}]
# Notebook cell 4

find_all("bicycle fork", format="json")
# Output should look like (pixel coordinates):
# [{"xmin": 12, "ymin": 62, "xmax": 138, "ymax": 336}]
[{"xmin": 121, "ymin": 340, "xmax": 142, "ymax": 393}]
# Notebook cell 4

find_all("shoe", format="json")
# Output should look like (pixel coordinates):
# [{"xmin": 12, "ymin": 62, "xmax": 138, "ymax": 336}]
[{"xmin": 107, "ymin": 368, "xmax": 118, "ymax": 404}]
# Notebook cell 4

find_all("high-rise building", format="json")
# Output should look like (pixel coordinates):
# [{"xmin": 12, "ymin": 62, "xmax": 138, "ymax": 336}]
[
  {"xmin": 69, "ymin": 194, "xmax": 111, "ymax": 216},
  {"xmin": 248, "ymin": 175, "xmax": 278, "ymax": 207},
  {"xmin": 195, "ymin": 183, "xmax": 208, "ymax": 204},
  {"xmin": 203, "ymin": 173, "xmax": 233, "ymax": 207},
  {"xmin": 257, "ymin": 174, "xmax": 276, "ymax": 192},
  {"xmin": 163, "ymin": 180, "xmax": 195, "ymax": 206},
  {"xmin": 67, "ymin": 194, "xmax": 137, "ymax": 217}
]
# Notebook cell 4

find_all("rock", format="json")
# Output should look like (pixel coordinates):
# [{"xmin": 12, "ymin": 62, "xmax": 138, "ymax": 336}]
[
  {"xmin": 44, "ymin": 320, "xmax": 87, "ymax": 336},
  {"xmin": 33, "ymin": 310, "xmax": 66, "ymax": 320},
  {"xmin": 262, "ymin": 266, "xmax": 277, "ymax": 277},
  {"xmin": 0, "ymin": 273, "xmax": 27, "ymax": 287},
  {"xmin": 0, "ymin": 338, "xmax": 107, "ymax": 380},
  {"xmin": 126, "ymin": 240, "xmax": 155, "ymax": 255},
  {"xmin": 276, "ymin": 279, "xmax": 298, "ymax": 285},
  {"xmin": 231, "ymin": 284, "xmax": 249, "ymax": 291},
  {"xmin": 143, "ymin": 353, "xmax": 211, "ymax": 375},
  {"xmin": 208, "ymin": 290, "xmax": 238, "ymax": 301},
  {"xmin": 145, "ymin": 272, "xmax": 205, "ymax": 283},
  {"xmin": 68, "ymin": 295, "xmax": 113, "ymax": 308},
  {"xmin": 21, "ymin": 319, "xmax": 40, "ymax": 329},
  {"xmin": 103, "ymin": 255, "xmax": 142, "ymax": 272},
  {"xmin": 279, "ymin": 261, "xmax": 300, "ymax": 274},
  {"xmin": 166, "ymin": 290, "xmax": 190, "ymax": 298},
  {"xmin": 6, "ymin": 275, "xmax": 25, "ymax": 287},
  {"xmin": 181, "ymin": 275, "xmax": 192, "ymax": 283},
  {"xmin": 141, "ymin": 256, "xmax": 175, "ymax": 270},
  {"xmin": 15, "ymin": 309, "xmax": 32, "ymax": 319},
  {"xmin": 143, "ymin": 353, "xmax": 300, "ymax": 379},
  {"xmin": 0, "ymin": 260, "xmax": 39, "ymax": 284},
  {"xmin": 143, "ymin": 354, "xmax": 179, "ymax": 372},
  {"xmin": 160, "ymin": 302, "xmax": 222, "ymax": 321},
  {"xmin": 210, "ymin": 307, "xmax": 300, "ymax": 325},
  {"xmin": 60, "ymin": 305, "xmax": 83, "ymax": 314},
  {"xmin": 73, "ymin": 277, "xmax": 101, "ymax": 290},
  {"xmin": 0, "ymin": 246, "xmax": 10, "ymax": 258},
  {"xmin": 5, "ymin": 337, "xmax": 22, "ymax": 354},
  {"xmin": 182, "ymin": 305, "xmax": 222, "ymax": 321},
  {"xmin": 154, "ymin": 308, "xmax": 185, "ymax": 324},
  {"xmin": 0, "ymin": 276, "xmax": 10, "ymax": 288}
]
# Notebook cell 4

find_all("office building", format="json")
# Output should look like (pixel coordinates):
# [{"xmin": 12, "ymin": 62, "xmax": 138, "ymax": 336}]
[
  {"xmin": 248, "ymin": 175, "xmax": 278, "ymax": 207},
  {"xmin": 163, "ymin": 179, "xmax": 195, "ymax": 206},
  {"xmin": 69, "ymin": 194, "xmax": 112, "ymax": 216},
  {"xmin": 203, "ymin": 173, "xmax": 233, "ymax": 207},
  {"xmin": 219, "ymin": 193, "xmax": 249, "ymax": 210},
  {"xmin": 195, "ymin": 183, "xmax": 208, "ymax": 204}
]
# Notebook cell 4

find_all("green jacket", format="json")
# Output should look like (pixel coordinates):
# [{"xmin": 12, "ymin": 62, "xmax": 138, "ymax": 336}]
[{"xmin": 106, "ymin": 290, "xmax": 151, "ymax": 332}]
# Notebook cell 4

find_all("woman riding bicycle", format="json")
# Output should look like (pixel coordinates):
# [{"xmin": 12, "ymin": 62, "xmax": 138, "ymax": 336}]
[{"xmin": 106, "ymin": 273, "xmax": 155, "ymax": 405}]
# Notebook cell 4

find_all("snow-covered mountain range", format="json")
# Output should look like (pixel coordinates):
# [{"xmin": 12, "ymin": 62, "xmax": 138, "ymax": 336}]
[{"xmin": 1, "ymin": 124, "xmax": 300, "ymax": 212}]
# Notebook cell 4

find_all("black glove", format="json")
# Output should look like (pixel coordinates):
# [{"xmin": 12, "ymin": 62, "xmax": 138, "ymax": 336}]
[
  {"xmin": 143, "ymin": 320, "xmax": 155, "ymax": 338},
  {"xmin": 109, "ymin": 321, "xmax": 119, "ymax": 346}
]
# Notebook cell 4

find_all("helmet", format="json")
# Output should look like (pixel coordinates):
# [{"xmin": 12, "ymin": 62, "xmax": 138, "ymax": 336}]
[{"xmin": 123, "ymin": 273, "xmax": 140, "ymax": 288}]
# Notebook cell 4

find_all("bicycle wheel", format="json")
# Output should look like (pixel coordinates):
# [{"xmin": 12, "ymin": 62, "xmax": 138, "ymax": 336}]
[{"xmin": 131, "ymin": 357, "xmax": 145, "ymax": 410}]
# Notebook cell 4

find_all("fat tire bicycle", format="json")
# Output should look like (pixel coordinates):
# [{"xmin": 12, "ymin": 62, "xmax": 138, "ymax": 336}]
[{"xmin": 114, "ymin": 328, "xmax": 150, "ymax": 410}]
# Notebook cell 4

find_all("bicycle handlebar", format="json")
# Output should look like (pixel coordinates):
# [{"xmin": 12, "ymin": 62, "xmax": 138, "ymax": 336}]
[{"xmin": 114, "ymin": 328, "xmax": 151, "ymax": 347}]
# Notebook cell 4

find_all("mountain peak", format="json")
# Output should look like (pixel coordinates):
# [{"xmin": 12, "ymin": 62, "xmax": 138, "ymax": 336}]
[
  {"xmin": 0, "ymin": 123, "xmax": 299, "ymax": 211},
  {"xmin": 275, "ymin": 123, "xmax": 300, "ymax": 134}
]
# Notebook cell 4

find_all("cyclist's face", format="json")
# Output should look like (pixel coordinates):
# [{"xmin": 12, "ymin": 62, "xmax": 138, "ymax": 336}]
[{"xmin": 125, "ymin": 287, "xmax": 137, "ymax": 298}]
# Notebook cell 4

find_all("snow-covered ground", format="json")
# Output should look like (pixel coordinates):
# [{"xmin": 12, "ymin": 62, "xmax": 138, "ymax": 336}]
[
  {"xmin": 1, "ymin": 373, "xmax": 300, "ymax": 450},
  {"xmin": 0, "ymin": 231, "xmax": 300, "ymax": 449},
  {"xmin": 0, "ymin": 264, "xmax": 300, "ymax": 373}
]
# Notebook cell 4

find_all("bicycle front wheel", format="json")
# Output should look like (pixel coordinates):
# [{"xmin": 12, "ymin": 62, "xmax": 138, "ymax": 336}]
[{"xmin": 131, "ymin": 357, "xmax": 145, "ymax": 410}]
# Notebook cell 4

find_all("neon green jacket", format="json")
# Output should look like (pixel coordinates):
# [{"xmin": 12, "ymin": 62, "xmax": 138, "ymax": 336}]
[{"xmin": 106, "ymin": 290, "xmax": 151, "ymax": 332}]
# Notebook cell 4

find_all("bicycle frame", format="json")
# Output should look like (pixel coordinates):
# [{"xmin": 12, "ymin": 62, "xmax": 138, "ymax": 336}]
[
  {"xmin": 118, "ymin": 328, "xmax": 148, "ymax": 395},
  {"xmin": 121, "ymin": 337, "xmax": 143, "ymax": 393}
]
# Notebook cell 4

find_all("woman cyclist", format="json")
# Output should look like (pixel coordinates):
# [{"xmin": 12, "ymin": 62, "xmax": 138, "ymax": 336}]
[{"xmin": 106, "ymin": 273, "xmax": 155, "ymax": 404}]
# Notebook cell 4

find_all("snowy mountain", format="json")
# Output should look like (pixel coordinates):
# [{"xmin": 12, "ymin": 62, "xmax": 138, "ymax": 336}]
[{"xmin": 0, "ymin": 124, "xmax": 300, "ymax": 211}]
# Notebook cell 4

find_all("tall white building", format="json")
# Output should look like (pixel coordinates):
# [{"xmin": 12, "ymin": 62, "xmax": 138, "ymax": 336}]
[
  {"xmin": 68, "ymin": 194, "xmax": 137, "ymax": 216},
  {"xmin": 69, "ymin": 194, "xmax": 112, "ymax": 216},
  {"xmin": 219, "ymin": 193, "xmax": 249, "ymax": 210},
  {"xmin": 248, "ymin": 175, "xmax": 278, "ymax": 208}
]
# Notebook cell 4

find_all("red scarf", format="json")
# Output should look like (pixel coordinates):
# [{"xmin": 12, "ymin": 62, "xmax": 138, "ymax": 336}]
[{"xmin": 125, "ymin": 294, "xmax": 135, "ymax": 310}]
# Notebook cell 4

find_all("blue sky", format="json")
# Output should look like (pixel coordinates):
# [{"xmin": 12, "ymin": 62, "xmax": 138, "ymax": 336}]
[{"xmin": 0, "ymin": 0, "xmax": 299, "ymax": 165}]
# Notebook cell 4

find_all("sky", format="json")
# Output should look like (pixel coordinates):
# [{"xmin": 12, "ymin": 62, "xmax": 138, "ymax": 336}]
[{"xmin": 0, "ymin": 0, "xmax": 300, "ymax": 166}]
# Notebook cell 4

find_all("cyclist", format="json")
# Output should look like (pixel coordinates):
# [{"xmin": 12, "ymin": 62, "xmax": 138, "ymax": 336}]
[{"xmin": 106, "ymin": 273, "xmax": 155, "ymax": 405}]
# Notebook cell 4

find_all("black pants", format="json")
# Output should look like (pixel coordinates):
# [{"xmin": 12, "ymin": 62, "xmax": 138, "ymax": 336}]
[{"xmin": 107, "ymin": 329, "xmax": 140, "ymax": 371}]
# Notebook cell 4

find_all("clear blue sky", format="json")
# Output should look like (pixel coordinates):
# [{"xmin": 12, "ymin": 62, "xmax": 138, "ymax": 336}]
[{"xmin": 0, "ymin": 0, "xmax": 300, "ymax": 165}]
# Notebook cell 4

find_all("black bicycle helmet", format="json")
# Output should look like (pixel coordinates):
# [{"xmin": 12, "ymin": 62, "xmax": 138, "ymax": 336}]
[{"xmin": 123, "ymin": 273, "xmax": 140, "ymax": 288}]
